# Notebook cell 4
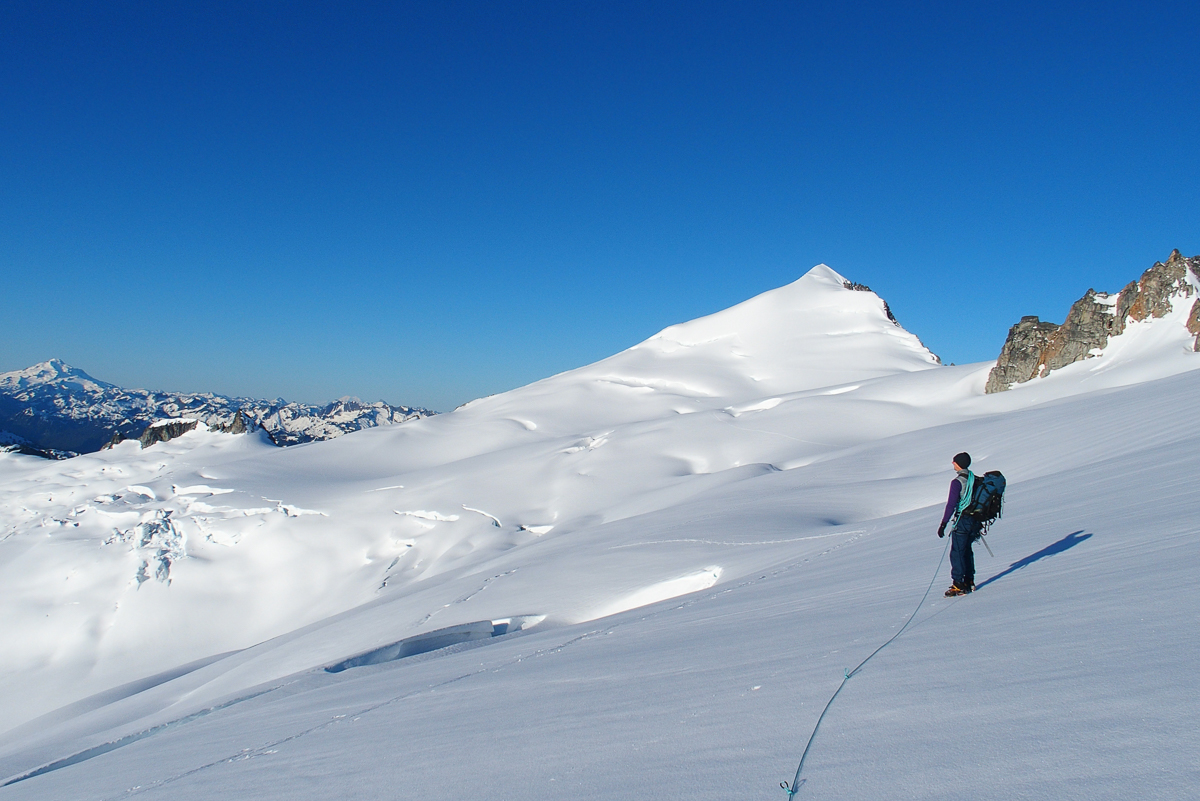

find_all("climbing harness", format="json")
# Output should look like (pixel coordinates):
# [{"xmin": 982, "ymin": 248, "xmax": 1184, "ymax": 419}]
[{"xmin": 780, "ymin": 534, "xmax": 952, "ymax": 797}]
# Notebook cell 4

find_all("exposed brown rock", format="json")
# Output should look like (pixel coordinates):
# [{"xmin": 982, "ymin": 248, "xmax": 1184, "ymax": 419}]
[
  {"xmin": 983, "ymin": 316, "xmax": 1061, "ymax": 393},
  {"xmin": 1125, "ymin": 249, "xmax": 1190, "ymax": 323},
  {"xmin": 1039, "ymin": 290, "xmax": 1126, "ymax": 373},
  {"xmin": 986, "ymin": 250, "xmax": 1200, "ymax": 392},
  {"xmin": 1188, "ymin": 299, "xmax": 1200, "ymax": 352}
]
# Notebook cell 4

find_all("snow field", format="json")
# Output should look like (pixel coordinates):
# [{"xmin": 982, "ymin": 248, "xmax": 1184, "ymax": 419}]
[{"xmin": 0, "ymin": 265, "xmax": 1197, "ymax": 798}]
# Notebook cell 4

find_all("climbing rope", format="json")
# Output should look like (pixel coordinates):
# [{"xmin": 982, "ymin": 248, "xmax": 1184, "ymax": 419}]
[{"xmin": 780, "ymin": 534, "xmax": 953, "ymax": 797}]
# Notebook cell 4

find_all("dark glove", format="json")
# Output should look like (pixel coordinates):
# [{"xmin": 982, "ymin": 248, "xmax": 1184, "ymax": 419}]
[{"xmin": 937, "ymin": 522, "xmax": 946, "ymax": 538}]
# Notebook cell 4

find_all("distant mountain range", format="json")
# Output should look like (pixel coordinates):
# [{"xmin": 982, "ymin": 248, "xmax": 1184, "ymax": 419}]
[
  {"xmin": 0, "ymin": 360, "xmax": 436, "ymax": 456},
  {"xmin": 5, "ymin": 251, "xmax": 1196, "ymax": 461}
]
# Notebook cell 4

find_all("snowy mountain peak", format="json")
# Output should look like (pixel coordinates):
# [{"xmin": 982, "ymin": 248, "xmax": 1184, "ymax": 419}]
[
  {"xmin": 642, "ymin": 264, "xmax": 907, "ymax": 350},
  {"xmin": 617, "ymin": 265, "xmax": 939, "ymax": 398},
  {"xmin": 0, "ymin": 359, "xmax": 113, "ymax": 392},
  {"xmin": 455, "ymin": 266, "xmax": 941, "ymax": 438},
  {"xmin": 799, "ymin": 262, "xmax": 849, "ymax": 286}
]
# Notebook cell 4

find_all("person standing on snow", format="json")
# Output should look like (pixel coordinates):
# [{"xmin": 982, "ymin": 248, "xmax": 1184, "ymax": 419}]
[{"xmin": 937, "ymin": 451, "xmax": 982, "ymax": 596}]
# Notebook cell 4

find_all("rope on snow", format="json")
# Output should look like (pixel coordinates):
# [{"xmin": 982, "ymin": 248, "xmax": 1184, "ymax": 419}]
[{"xmin": 780, "ymin": 534, "xmax": 952, "ymax": 797}]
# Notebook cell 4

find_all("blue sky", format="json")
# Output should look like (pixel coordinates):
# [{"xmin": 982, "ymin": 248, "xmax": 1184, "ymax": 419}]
[{"xmin": 2, "ymin": 1, "xmax": 1197, "ymax": 411}]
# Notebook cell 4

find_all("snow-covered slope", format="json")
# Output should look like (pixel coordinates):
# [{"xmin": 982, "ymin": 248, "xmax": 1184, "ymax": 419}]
[
  {"xmin": 0, "ymin": 265, "xmax": 1196, "ymax": 800},
  {"xmin": 0, "ymin": 360, "xmax": 435, "ymax": 454},
  {"xmin": 456, "ymin": 264, "xmax": 938, "ymax": 429}
]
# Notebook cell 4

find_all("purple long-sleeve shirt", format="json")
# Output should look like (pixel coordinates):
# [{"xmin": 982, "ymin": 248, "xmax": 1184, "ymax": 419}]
[{"xmin": 941, "ymin": 472, "xmax": 968, "ymax": 526}]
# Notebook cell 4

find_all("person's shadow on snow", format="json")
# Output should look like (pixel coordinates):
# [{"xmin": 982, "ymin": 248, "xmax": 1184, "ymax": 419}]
[{"xmin": 975, "ymin": 530, "xmax": 1092, "ymax": 590}]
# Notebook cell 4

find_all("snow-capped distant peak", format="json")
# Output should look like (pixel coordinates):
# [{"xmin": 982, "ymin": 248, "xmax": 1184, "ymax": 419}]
[
  {"xmin": 0, "ymin": 362, "xmax": 436, "ymax": 455},
  {"xmin": 0, "ymin": 359, "xmax": 113, "ymax": 392}
]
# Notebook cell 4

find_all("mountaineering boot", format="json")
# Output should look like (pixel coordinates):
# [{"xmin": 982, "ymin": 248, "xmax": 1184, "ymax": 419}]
[{"xmin": 945, "ymin": 584, "xmax": 967, "ymax": 597}]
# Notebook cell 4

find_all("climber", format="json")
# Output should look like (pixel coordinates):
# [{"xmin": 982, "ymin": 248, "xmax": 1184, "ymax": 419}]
[{"xmin": 937, "ymin": 452, "xmax": 981, "ymax": 596}]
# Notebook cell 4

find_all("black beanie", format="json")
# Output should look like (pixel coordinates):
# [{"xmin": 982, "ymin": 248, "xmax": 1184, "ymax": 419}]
[{"xmin": 953, "ymin": 452, "xmax": 971, "ymax": 469}]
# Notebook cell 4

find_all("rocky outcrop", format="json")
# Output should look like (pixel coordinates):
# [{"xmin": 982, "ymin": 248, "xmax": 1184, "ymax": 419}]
[
  {"xmin": 983, "ymin": 316, "xmax": 1062, "ymax": 392},
  {"xmin": 1189, "ymin": 298, "xmax": 1200, "ymax": 351},
  {"xmin": 128, "ymin": 410, "xmax": 262, "ymax": 449},
  {"xmin": 986, "ymin": 250, "xmax": 1200, "ymax": 392},
  {"xmin": 211, "ymin": 409, "xmax": 252, "ymax": 435},
  {"xmin": 138, "ymin": 419, "xmax": 200, "ymax": 448}
]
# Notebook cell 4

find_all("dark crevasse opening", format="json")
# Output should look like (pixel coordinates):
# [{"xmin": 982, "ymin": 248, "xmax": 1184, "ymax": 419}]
[{"xmin": 325, "ymin": 616, "xmax": 544, "ymax": 673}]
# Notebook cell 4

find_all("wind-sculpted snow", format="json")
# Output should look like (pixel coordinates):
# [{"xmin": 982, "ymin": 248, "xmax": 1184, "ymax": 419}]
[{"xmin": 0, "ymin": 265, "xmax": 1197, "ymax": 800}]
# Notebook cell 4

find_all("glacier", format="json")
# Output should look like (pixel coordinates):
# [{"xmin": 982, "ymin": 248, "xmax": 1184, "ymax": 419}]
[{"xmin": 0, "ymin": 264, "xmax": 1196, "ymax": 800}]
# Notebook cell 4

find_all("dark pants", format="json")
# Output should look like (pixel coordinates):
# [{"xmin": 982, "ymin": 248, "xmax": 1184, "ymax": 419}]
[{"xmin": 950, "ymin": 515, "xmax": 983, "ymax": 589}]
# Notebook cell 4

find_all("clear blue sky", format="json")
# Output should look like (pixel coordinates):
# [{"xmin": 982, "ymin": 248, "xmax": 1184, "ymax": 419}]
[{"xmin": 2, "ymin": 1, "xmax": 1197, "ymax": 411}]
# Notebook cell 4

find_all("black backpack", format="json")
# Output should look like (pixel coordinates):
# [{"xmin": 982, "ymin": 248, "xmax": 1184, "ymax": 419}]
[{"xmin": 963, "ymin": 470, "xmax": 1006, "ymax": 532}]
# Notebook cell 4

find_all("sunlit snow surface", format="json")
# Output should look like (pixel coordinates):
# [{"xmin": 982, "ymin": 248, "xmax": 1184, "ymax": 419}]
[{"xmin": 1, "ymin": 266, "xmax": 1197, "ymax": 800}]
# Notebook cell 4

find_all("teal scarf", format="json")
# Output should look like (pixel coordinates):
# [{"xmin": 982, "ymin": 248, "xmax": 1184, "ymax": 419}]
[{"xmin": 955, "ymin": 470, "xmax": 975, "ymax": 520}]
